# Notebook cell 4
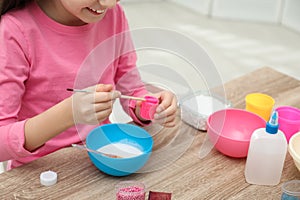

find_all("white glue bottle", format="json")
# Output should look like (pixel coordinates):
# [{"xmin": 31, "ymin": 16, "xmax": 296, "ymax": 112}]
[{"xmin": 245, "ymin": 110, "xmax": 287, "ymax": 185}]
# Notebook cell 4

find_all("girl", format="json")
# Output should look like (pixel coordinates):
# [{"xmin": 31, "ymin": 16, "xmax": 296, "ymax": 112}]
[{"xmin": 0, "ymin": 0, "xmax": 177, "ymax": 170}]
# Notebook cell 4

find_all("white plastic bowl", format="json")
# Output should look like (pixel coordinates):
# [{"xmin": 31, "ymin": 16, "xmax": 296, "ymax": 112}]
[{"xmin": 289, "ymin": 132, "xmax": 300, "ymax": 172}]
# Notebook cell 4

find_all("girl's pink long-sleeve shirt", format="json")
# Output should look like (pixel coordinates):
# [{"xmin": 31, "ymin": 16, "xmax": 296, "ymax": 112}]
[{"xmin": 0, "ymin": 2, "xmax": 147, "ymax": 169}]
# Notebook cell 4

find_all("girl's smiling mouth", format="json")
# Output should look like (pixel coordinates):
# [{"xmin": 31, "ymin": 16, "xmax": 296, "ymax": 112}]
[{"xmin": 87, "ymin": 7, "xmax": 106, "ymax": 15}]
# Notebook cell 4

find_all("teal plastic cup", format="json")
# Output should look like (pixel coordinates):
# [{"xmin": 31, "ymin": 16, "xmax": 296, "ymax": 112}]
[{"xmin": 281, "ymin": 180, "xmax": 300, "ymax": 200}]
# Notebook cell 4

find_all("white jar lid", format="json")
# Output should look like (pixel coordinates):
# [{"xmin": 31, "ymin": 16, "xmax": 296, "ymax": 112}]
[{"xmin": 40, "ymin": 170, "xmax": 57, "ymax": 186}]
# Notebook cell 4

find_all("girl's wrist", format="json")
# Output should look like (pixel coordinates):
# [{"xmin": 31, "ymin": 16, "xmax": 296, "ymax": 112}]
[
  {"xmin": 134, "ymin": 105, "xmax": 151, "ymax": 124},
  {"xmin": 63, "ymin": 96, "xmax": 76, "ymax": 127}
]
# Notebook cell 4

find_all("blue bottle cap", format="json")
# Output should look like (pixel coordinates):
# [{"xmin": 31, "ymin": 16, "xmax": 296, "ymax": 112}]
[{"xmin": 266, "ymin": 111, "xmax": 279, "ymax": 134}]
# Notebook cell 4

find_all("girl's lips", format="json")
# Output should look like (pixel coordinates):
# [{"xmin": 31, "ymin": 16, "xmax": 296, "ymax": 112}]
[{"xmin": 86, "ymin": 7, "xmax": 106, "ymax": 15}]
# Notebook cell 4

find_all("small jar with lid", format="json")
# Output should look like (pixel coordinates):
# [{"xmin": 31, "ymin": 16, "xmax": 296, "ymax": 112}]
[{"xmin": 116, "ymin": 181, "xmax": 145, "ymax": 200}]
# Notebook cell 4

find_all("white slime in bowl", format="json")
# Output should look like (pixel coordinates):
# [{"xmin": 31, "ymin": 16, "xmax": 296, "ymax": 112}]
[{"xmin": 97, "ymin": 143, "xmax": 143, "ymax": 158}]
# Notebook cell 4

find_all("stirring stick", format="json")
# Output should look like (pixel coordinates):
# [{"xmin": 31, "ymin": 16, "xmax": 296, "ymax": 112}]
[
  {"xmin": 72, "ymin": 144, "xmax": 122, "ymax": 158},
  {"xmin": 119, "ymin": 95, "xmax": 146, "ymax": 101},
  {"xmin": 66, "ymin": 88, "xmax": 146, "ymax": 101},
  {"xmin": 66, "ymin": 88, "xmax": 89, "ymax": 93}
]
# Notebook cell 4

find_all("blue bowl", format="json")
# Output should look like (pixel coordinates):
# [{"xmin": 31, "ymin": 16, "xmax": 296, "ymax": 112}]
[{"xmin": 86, "ymin": 123, "xmax": 153, "ymax": 176}]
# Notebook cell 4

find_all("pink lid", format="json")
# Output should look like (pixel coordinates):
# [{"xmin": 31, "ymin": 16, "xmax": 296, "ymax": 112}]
[
  {"xmin": 144, "ymin": 96, "xmax": 159, "ymax": 104},
  {"xmin": 140, "ymin": 96, "xmax": 159, "ymax": 120}
]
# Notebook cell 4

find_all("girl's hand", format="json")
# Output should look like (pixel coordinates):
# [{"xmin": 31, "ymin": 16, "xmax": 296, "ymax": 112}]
[
  {"xmin": 135, "ymin": 91, "xmax": 177, "ymax": 127},
  {"xmin": 72, "ymin": 84, "xmax": 120, "ymax": 124},
  {"xmin": 152, "ymin": 91, "xmax": 178, "ymax": 127}
]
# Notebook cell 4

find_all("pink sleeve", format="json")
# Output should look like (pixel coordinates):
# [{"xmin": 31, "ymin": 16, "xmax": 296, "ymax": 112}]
[
  {"xmin": 0, "ymin": 16, "xmax": 41, "ymax": 161},
  {"xmin": 0, "ymin": 121, "xmax": 42, "ymax": 162},
  {"xmin": 113, "ymin": 6, "xmax": 150, "ymax": 126}
]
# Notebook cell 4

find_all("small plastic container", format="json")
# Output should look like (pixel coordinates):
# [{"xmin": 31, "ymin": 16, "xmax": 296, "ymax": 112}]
[
  {"xmin": 276, "ymin": 106, "xmax": 300, "ymax": 143},
  {"xmin": 245, "ymin": 93, "xmax": 275, "ymax": 121},
  {"xmin": 281, "ymin": 180, "xmax": 300, "ymax": 200},
  {"xmin": 180, "ymin": 91, "xmax": 231, "ymax": 131},
  {"xmin": 116, "ymin": 181, "xmax": 146, "ymax": 200},
  {"xmin": 148, "ymin": 191, "xmax": 172, "ymax": 200},
  {"xmin": 245, "ymin": 111, "xmax": 288, "ymax": 185},
  {"xmin": 40, "ymin": 170, "xmax": 57, "ymax": 186},
  {"xmin": 140, "ymin": 96, "xmax": 159, "ymax": 120}
]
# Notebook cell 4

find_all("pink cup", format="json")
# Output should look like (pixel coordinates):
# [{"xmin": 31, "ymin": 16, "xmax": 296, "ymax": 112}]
[
  {"xmin": 276, "ymin": 106, "xmax": 300, "ymax": 142},
  {"xmin": 140, "ymin": 96, "xmax": 159, "ymax": 120}
]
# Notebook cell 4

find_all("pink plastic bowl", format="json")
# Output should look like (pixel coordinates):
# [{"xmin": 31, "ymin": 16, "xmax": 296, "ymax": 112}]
[{"xmin": 207, "ymin": 108, "xmax": 266, "ymax": 158}]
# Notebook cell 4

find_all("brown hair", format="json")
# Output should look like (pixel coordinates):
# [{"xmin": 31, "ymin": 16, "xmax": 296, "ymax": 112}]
[{"xmin": 0, "ymin": 0, "xmax": 32, "ymax": 18}]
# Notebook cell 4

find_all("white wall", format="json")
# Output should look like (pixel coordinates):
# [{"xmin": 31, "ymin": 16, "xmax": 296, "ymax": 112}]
[
  {"xmin": 282, "ymin": 0, "xmax": 300, "ymax": 33},
  {"xmin": 169, "ymin": 0, "xmax": 212, "ymax": 15},
  {"xmin": 169, "ymin": 0, "xmax": 300, "ymax": 33},
  {"xmin": 211, "ymin": 0, "xmax": 282, "ymax": 23}
]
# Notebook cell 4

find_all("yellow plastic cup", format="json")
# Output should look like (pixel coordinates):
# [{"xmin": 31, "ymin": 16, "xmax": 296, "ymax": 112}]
[{"xmin": 245, "ymin": 93, "xmax": 275, "ymax": 121}]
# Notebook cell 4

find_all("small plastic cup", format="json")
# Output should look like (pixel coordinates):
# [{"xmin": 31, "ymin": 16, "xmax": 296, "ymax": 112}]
[
  {"xmin": 148, "ymin": 191, "xmax": 172, "ymax": 200},
  {"xmin": 116, "ymin": 181, "xmax": 146, "ymax": 200},
  {"xmin": 140, "ymin": 96, "xmax": 159, "ymax": 120},
  {"xmin": 281, "ymin": 180, "xmax": 300, "ymax": 200},
  {"xmin": 276, "ymin": 106, "xmax": 300, "ymax": 143},
  {"xmin": 245, "ymin": 93, "xmax": 275, "ymax": 121}
]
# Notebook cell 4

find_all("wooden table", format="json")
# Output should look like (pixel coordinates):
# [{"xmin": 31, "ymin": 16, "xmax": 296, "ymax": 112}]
[{"xmin": 1, "ymin": 67, "xmax": 300, "ymax": 199}]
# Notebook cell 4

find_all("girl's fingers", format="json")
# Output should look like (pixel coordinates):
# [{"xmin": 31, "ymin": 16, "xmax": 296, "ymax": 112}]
[
  {"xmin": 94, "ymin": 91, "xmax": 121, "ymax": 103},
  {"xmin": 154, "ymin": 108, "xmax": 176, "ymax": 121},
  {"xmin": 95, "ymin": 108, "xmax": 113, "ymax": 122},
  {"xmin": 154, "ymin": 107, "xmax": 178, "ymax": 125},
  {"xmin": 154, "ymin": 114, "xmax": 177, "ymax": 127},
  {"xmin": 93, "ymin": 101, "xmax": 114, "ymax": 113},
  {"xmin": 83, "ymin": 107, "xmax": 113, "ymax": 125},
  {"xmin": 154, "ymin": 98, "xmax": 177, "ymax": 120},
  {"xmin": 95, "ymin": 84, "xmax": 113, "ymax": 92}
]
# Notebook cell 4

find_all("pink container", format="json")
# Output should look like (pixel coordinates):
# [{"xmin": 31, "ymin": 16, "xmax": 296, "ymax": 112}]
[
  {"xmin": 140, "ymin": 96, "xmax": 159, "ymax": 120},
  {"xmin": 276, "ymin": 106, "xmax": 300, "ymax": 143},
  {"xmin": 116, "ymin": 181, "xmax": 145, "ymax": 200},
  {"xmin": 207, "ymin": 108, "xmax": 266, "ymax": 158}
]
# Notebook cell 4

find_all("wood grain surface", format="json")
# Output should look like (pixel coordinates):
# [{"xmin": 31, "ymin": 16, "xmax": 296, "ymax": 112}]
[{"xmin": 0, "ymin": 67, "xmax": 300, "ymax": 199}]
